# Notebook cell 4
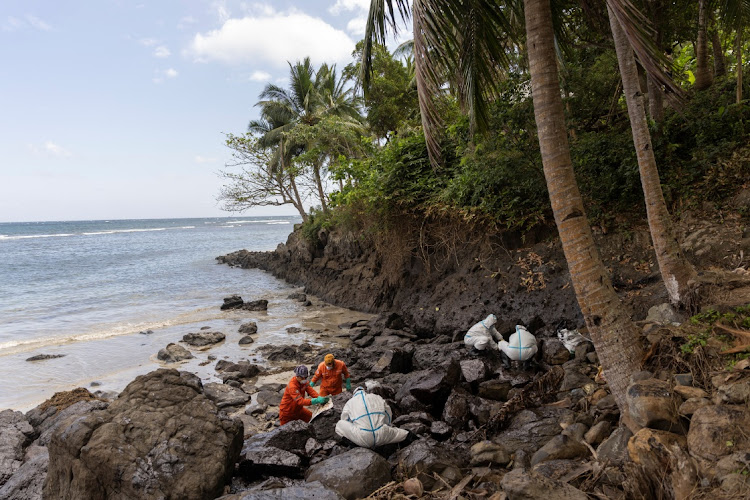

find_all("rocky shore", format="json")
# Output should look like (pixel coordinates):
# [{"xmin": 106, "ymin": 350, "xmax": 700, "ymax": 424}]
[{"xmin": 2, "ymin": 211, "xmax": 749, "ymax": 499}]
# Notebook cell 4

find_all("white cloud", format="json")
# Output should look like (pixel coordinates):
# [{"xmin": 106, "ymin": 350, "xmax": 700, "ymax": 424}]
[
  {"xmin": 153, "ymin": 68, "xmax": 178, "ymax": 83},
  {"xmin": 154, "ymin": 45, "xmax": 171, "ymax": 58},
  {"xmin": 195, "ymin": 155, "xmax": 218, "ymax": 164},
  {"xmin": 2, "ymin": 14, "xmax": 51, "ymax": 32},
  {"xmin": 28, "ymin": 141, "xmax": 72, "ymax": 158},
  {"xmin": 139, "ymin": 37, "xmax": 159, "ymax": 47},
  {"xmin": 249, "ymin": 70, "xmax": 271, "ymax": 81},
  {"xmin": 25, "ymin": 15, "xmax": 51, "ymax": 31},
  {"xmin": 188, "ymin": 10, "xmax": 355, "ymax": 68},
  {"xmin": 346, "ymin": 16, "xmax": 366, "ymax": 36},
  {"xmin": 178, "ymin": 16, "xmax": 197, "ymax": 29},
  {"xmin": 329, "ymin": 0, "xmax": 370, "ymax": 15},
  {"xmin": 212, "ymin": 0, "xmax": 230, "ymax": 23}
]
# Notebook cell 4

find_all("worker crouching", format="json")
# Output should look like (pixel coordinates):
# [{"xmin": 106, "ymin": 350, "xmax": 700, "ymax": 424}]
[
  {"xmin": 279, "ymin": 365, "xmax": 329, "ymax": 425},
  {"xmin": 498, "ymin": 325, "xmax": 538, "ymax": 370}
]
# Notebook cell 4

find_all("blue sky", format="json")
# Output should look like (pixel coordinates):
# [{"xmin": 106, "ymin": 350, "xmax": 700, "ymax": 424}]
[{"xmin": 0, "ymin": 0, "xmax": 407, "ymax": 222}]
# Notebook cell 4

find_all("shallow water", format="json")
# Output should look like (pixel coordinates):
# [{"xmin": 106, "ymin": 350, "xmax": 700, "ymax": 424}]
[{"xmin": 0, "ymin": 216, "xmax": 370, "ymax": 411}]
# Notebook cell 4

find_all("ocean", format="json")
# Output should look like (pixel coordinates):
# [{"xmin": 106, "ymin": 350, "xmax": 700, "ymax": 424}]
[{"xmin": 0, "ymin": 216, "xmax": 364, "ymax": 411}]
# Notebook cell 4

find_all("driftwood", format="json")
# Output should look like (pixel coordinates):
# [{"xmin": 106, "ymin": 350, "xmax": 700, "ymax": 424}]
[{"xmin": 715, "ymin": 324, "xmax": 750, "ymax": 354}]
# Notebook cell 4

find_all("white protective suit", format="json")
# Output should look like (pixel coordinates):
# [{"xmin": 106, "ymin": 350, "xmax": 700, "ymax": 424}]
[
  {"xmin": 464, "ymin": 314, "xmax": 502, "ymax": 351},
  {"xmin": 498, "ymin": 325, "xmax": 538, "ymax": 361},
  {"xmin": 334, "ymin": 388, "xmax": 408, "ymax": 449}
]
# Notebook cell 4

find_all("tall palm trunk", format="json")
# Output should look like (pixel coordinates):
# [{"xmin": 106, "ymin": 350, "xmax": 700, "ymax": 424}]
[
  {"xmin": 281, "ymin": 141, "xmax": 307, "ymax": 221},
  {"xmin": 608, "ymin": 3, "xmax": 697, "ymax": 307},
  {"xmin": 645, "ymin": 0, "xmax": 665, "ymax": 121},
  {"xmin": 737, "ymin": 29, "xmax": 743, "ymax": 104},
  {"xmin": 711, "ymin": 14, "xmax": 727, "ymax": 77},
  {"xmin": 696, "ymin": 0, "xmax": 714, "ymax": 90},
  {"xmin": 524, "ymin": 0, "xmax": 645, "ymax": 419},
  {"xmin": 313, "ymin": 163, "xmax": 329, "ymax": 213}
]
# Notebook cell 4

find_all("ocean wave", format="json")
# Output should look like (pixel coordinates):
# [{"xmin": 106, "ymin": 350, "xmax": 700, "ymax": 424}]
[
  {"xmin": 0, "ymin": 308, "xmax": 231, "ymax": 356},
  {"xmin": 267, "ymin": 221, "xmax": 290, "ymax": 225},
  {"xmin": 0, "ymin": 225, "xmax": 200, "ymax": 241}
]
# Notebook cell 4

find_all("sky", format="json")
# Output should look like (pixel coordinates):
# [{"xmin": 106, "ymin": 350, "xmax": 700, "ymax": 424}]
[{"xmin": 0, "ymin": 0, "xmax": 409, "ymax": 222}]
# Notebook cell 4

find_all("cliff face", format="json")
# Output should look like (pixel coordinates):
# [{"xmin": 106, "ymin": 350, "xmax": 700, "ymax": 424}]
[{"xmin": 218, "ymin": 221, "xmax": 672, "ymax": 339}]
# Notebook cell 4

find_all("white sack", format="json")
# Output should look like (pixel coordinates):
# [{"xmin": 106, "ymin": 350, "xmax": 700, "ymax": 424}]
[{"xmin": 334, "ymin": 389, "xmax": 408, "ymax": 448}]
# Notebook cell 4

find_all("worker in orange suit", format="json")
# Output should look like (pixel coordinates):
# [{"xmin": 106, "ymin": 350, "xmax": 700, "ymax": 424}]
[
  {"xmin": 279, "ymin": 365, "xmax": 329, "ymax": 425},
  {"xmin": 310, "ymin": 353, "xmax": 351, "ymax": 396}
]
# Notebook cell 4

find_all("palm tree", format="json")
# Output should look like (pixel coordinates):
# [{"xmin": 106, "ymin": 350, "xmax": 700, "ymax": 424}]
[
  {"xmin": 252, "ymin": 58, "xmax": 363, "ymax": 214},
  {"xmin": 606, "ymin": 1, "xmax": 698, "ymax": 308},
  {"xmin": 364, "ymin": 0, "xmax": 645, "ymax": 419},
  {"xmin": 696, "ymin": 0, "xmax": 714, "ymax": 90},
  {"xmin": 717, "ymin": 0, "xmax": 750, "ymax": 103}
]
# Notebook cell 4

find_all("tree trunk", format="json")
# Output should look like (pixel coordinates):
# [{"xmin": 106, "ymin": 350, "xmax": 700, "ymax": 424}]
[
  {"xmin": 645, "ymin": 0, "xmax": 665, "ymax": 121},
  {"xmin": 695, "ymin": 0, "xmax": 713, "ymax": 90},
  {"xmin": 282, "ymin": 140, "xmax": 307, "ymax": 221},
  {"xmin": 608, "ymin": 3, "xmax": 697, "ymax": 308},
  {"xmin": 737, "ymin": 30, "xmax": 743, "ymax": 104},
  {"xmin": 711, "ymin": 13, "xmax": 727, "ymax": 78},
  {"xmin": 524, "ymin": 0, "xmax": 645, "ymax": 421},
  {"xmin": 313, "ymin": 164, "xmax": 329, "ymax": 213}
]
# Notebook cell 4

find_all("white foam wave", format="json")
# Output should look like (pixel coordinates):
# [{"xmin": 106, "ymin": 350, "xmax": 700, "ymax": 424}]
[
  {"xmin": 0, "ymin": 233, "xmax": 75, "ymax": 240},
  {"xmin": 267, "ymin": 221, "xmax": 290, "ymax": 225},
  {"xmin": 0, "ymin": 308, "xmax": 230, "ymax": 356},
  {"xmin": 0, "ymin": 225, "xmax": 199, "ymax": 241}
]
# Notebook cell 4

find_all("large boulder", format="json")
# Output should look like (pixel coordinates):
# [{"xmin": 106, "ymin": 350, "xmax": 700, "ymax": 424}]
[
  {"xmin": 305, "ymin": 448, "xmax": 391, "ymax": 500},
  {"xmin": 308, "ymin": 392, "xmax": 352, "ymax": 441},
  {"xmin": 542, "ymin": 339, "xmax": 570, "ymax": 365},
  {"xmin": 0, "ymin": 410, "xmax": 34, "ymax": 487},
  {"xmin": 369, "ymin": 348, "xmax": 413, "ymax": 376},
  {"xmin": 460, "ymin": 359, "xmax": 488, "ymax": 384},
  {"xmin": 156, "ymin": 343, "xmax": 194, "ymax": 362},
  {"xmin": 395, "ymin": 363, "xmax": 459, "ymax": 415},
  {"xmin": 442, "ymin": 391, "xmax": 471, "ymax": 428},
  {"xmin": 626, "ymin": 378, "xmax": 683, "ymax": 433},
  {"xmin": 0, "ymin": 444, "xmax": 48, "ymax": 500},
  {"xmin": 595, "ymin": 426, "xmax": 633, "ymax": 466},
  {"xmin": 43, "ymin": 369, "xmax": 243, "ymax": 500}
]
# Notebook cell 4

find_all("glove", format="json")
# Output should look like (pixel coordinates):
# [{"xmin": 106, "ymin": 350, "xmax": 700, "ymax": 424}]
[
  {"xmin": 345, "ymin": 378, "xmax": 351, "ymax": 391},
  {"xmin": 309, "ymin": 380, "xmax": 317, "ymax": 388},
  {"xmin": 311, "ymin": 396, "xmax": 329, "ymax": 405}
]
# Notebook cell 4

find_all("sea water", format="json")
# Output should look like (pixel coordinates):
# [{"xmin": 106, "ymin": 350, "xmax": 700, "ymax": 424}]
[{"xmin": 0, "ymin": 217, "xmax": 365, "ymax": 411}]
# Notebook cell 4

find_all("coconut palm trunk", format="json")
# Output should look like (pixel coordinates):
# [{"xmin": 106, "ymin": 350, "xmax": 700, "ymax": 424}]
[
  {"xmin": 607, "ymin": 3, "xmax": 697, "ymax": 307},
  {"xmin": 696, "ymin": 0, "xmax": 714, "ymax": 90},
  {"xmin": 737, "ymin": 29, "xmax": 743, "ymax": 104},
  {"xmin": 524, "ymin": 0, "xmax": 645, "ymax": 418},
  {"xmin": 711, "ymin": 14, "xmax": 727, "ymax": 77}
]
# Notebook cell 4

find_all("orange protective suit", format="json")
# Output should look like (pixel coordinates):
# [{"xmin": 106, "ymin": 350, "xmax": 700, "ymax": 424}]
[
  {"xmin": 279, "ymin": 376, "xmax": 319, "ymax": 425},
  {"xmin": 310, "ymin": 359, "xmax": 350, "ymax": 397}
]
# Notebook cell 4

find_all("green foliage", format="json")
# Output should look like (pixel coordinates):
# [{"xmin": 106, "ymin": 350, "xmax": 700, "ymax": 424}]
[
  {"xmin": 690, "ymin": 309, "xmax": 721, "ymax": 325},
  {"xmin": 681, "ymin": 330, "xmax": 710, "ymax": 354}
]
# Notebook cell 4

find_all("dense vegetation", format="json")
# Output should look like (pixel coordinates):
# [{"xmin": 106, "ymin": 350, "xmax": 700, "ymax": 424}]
[{"xmin": 221, "ymin": 8, "xmax": 749, "ymax": 237}]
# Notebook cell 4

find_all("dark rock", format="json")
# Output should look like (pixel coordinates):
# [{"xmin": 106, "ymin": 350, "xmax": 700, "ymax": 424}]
[
  {"xmin": 36, "ymin": 400, "xmax": 109, "ymax": 447},
  {"xmin": 442, "ymin": 391, "xmax": 470, "ymax": 428},
  {"xmin": 573, "ymin": 342, "xmax": 593, "ymax": 361},
  {"xmin": 584, "ymin": 421, "xmax": 612, "ymax": 446},
  {"xmin": 678, "ymin": 397, "xmax": 710, "ymax": 416},
  {"xmin": 217, "ymin": 480, "xmax": 344, "ymax": 499},
  {"xmin": 500, "ymin": 468, "xmax": 588, "ymax": 499},
  {"xmin": 349, "ymin": 328, "xmax": 370, "ymax": 341},
  {"xmin": 674, "ymin": 373, "xmax": 693, "ymax": 386},
  {"xmin": 542, "ymin": 339, "xmax": 570, "ymax": 365},
  {"xmin": 183, "ymin": 331, "xmax": 225, "ymax": 347},
  {"xmin": 239, "ymin": 336, "xmax": 255, "ymax": 345},
  {"xmin": 245, "ymin": 402, "xmax": 268, "ymax": 416},
  {"xmin": 0, "ymin": 410, "xmax": 34, "ymax": 487},
  {"xmin": 242, "ymin": 300, "xmax": 269, "ymax": 311},
  {"xmin": 430, "ymin": 421, "xmax": 452, "ymax": 440},
  {"xmin": 460, "ymin": 359, "xmax": 488, "ymax": 384},
  {"xmin": 531, "ymin": 434, "xmax": 589, "ymax": 466},
  {"xmin": 239, "ymin": 421, "xmax": 312, "ymax": 479},
  {"xmin": 0, "ymin": 444, "xmax": 48, "ymax": 500},
  {"xmin": 222, "ymin": 295, "xmax": 244, "ymax": 310},
  {"xmin": 239, "ymin": 322, "xmax": 258, "ymax": 334},
  {"xmin": 139, "ymin": 330, "xmax": 154, "ymax": 335},
  {"xmin": 494, "ymin": 407, "xmax": 575, "ymax": 454},
  {"xmin": 287, "ymin": 292, "xmax": 307, "ymax": 301},
  {"xmin": 286, "ymin": 327, "xmax": 302, "ymax": 334},
  {"xmin": 395, "ymin": 439, "xmax": 465, "ymax": 489},
  {"xmin": 157, "ymin": 342, "xmax": 194, "ymax": 362},
  {"xmin": 256, "ymin": 390, "xmax": 282, "ymax": 407},
  {"xmin": 204, "ymin": 383, "xmax": 251, "ymax": 408},
  {"xmin": 478, "ymin": 378, "xmax": 512, "ymax": 401},
  {"xmin": 626, "ymin": 378, "xmax": 683, "ymax": 433},
  {"xmin": 630, "ymin": 370, "xmax": 654, "ymax": 383},
  {"xmin": 218, "ymin": 361, "xmax": 262, "ymax": 381},
  {"xmin": 384, "ymin": 313, "xmax": 405, "ymax": 330},
  {"xmin": 259, "ymin": 345, "xmax": 303, "ymax": 362},
  {"xmin": 396, "ymin": 363, "xmax": 459, "ymax": 415},
  {"xmin": 309, "ymin": 392, "xmax": 353, "ymax": 441},
  {"xmin": 43, "ymin": 369, "xmax": 242, "ymax": 500},
  {"xmin": 470, "ymin": 441, "xmax": 510, "ymax": 466},
  {"xmin": 560, "ymin": 365, "xmax": 594, "ymax": 391},
  {"xmin": 305, "ymin": 448, "xmax": 391, "ymax": 500},
  {"xmin": 302, "ymin": 301, "xmax": 312, "ymax": 307},
  {"xmin": 713, "ymin": 375, "xmax": 750, "ymax": 404},
  {"xmin": 353, "ymin": 335, "xmax": 374, "ymax": 348},
  {"xmin": 532, "ymin": 459, "xmax": 585, "ymax": 482},
  {"xmin": 25, "ymin": 354, "xmax": 65, "ymax": 362},
  {"xmin": 595, "ymin": 426, "xmax": 633, "ymax": 466},
  {"xmin": 369, "ymin": 349, "xmax": 412, "ymax": 376},
  {"xmin": 627, "ymin": 428, "xmax": 687, "ymax": 469}
]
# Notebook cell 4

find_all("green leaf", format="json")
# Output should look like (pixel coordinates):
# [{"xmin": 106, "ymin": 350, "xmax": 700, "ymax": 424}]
[{"xmin": 686, "ymin": 70, "xmax": 695, "ymax": 85}]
